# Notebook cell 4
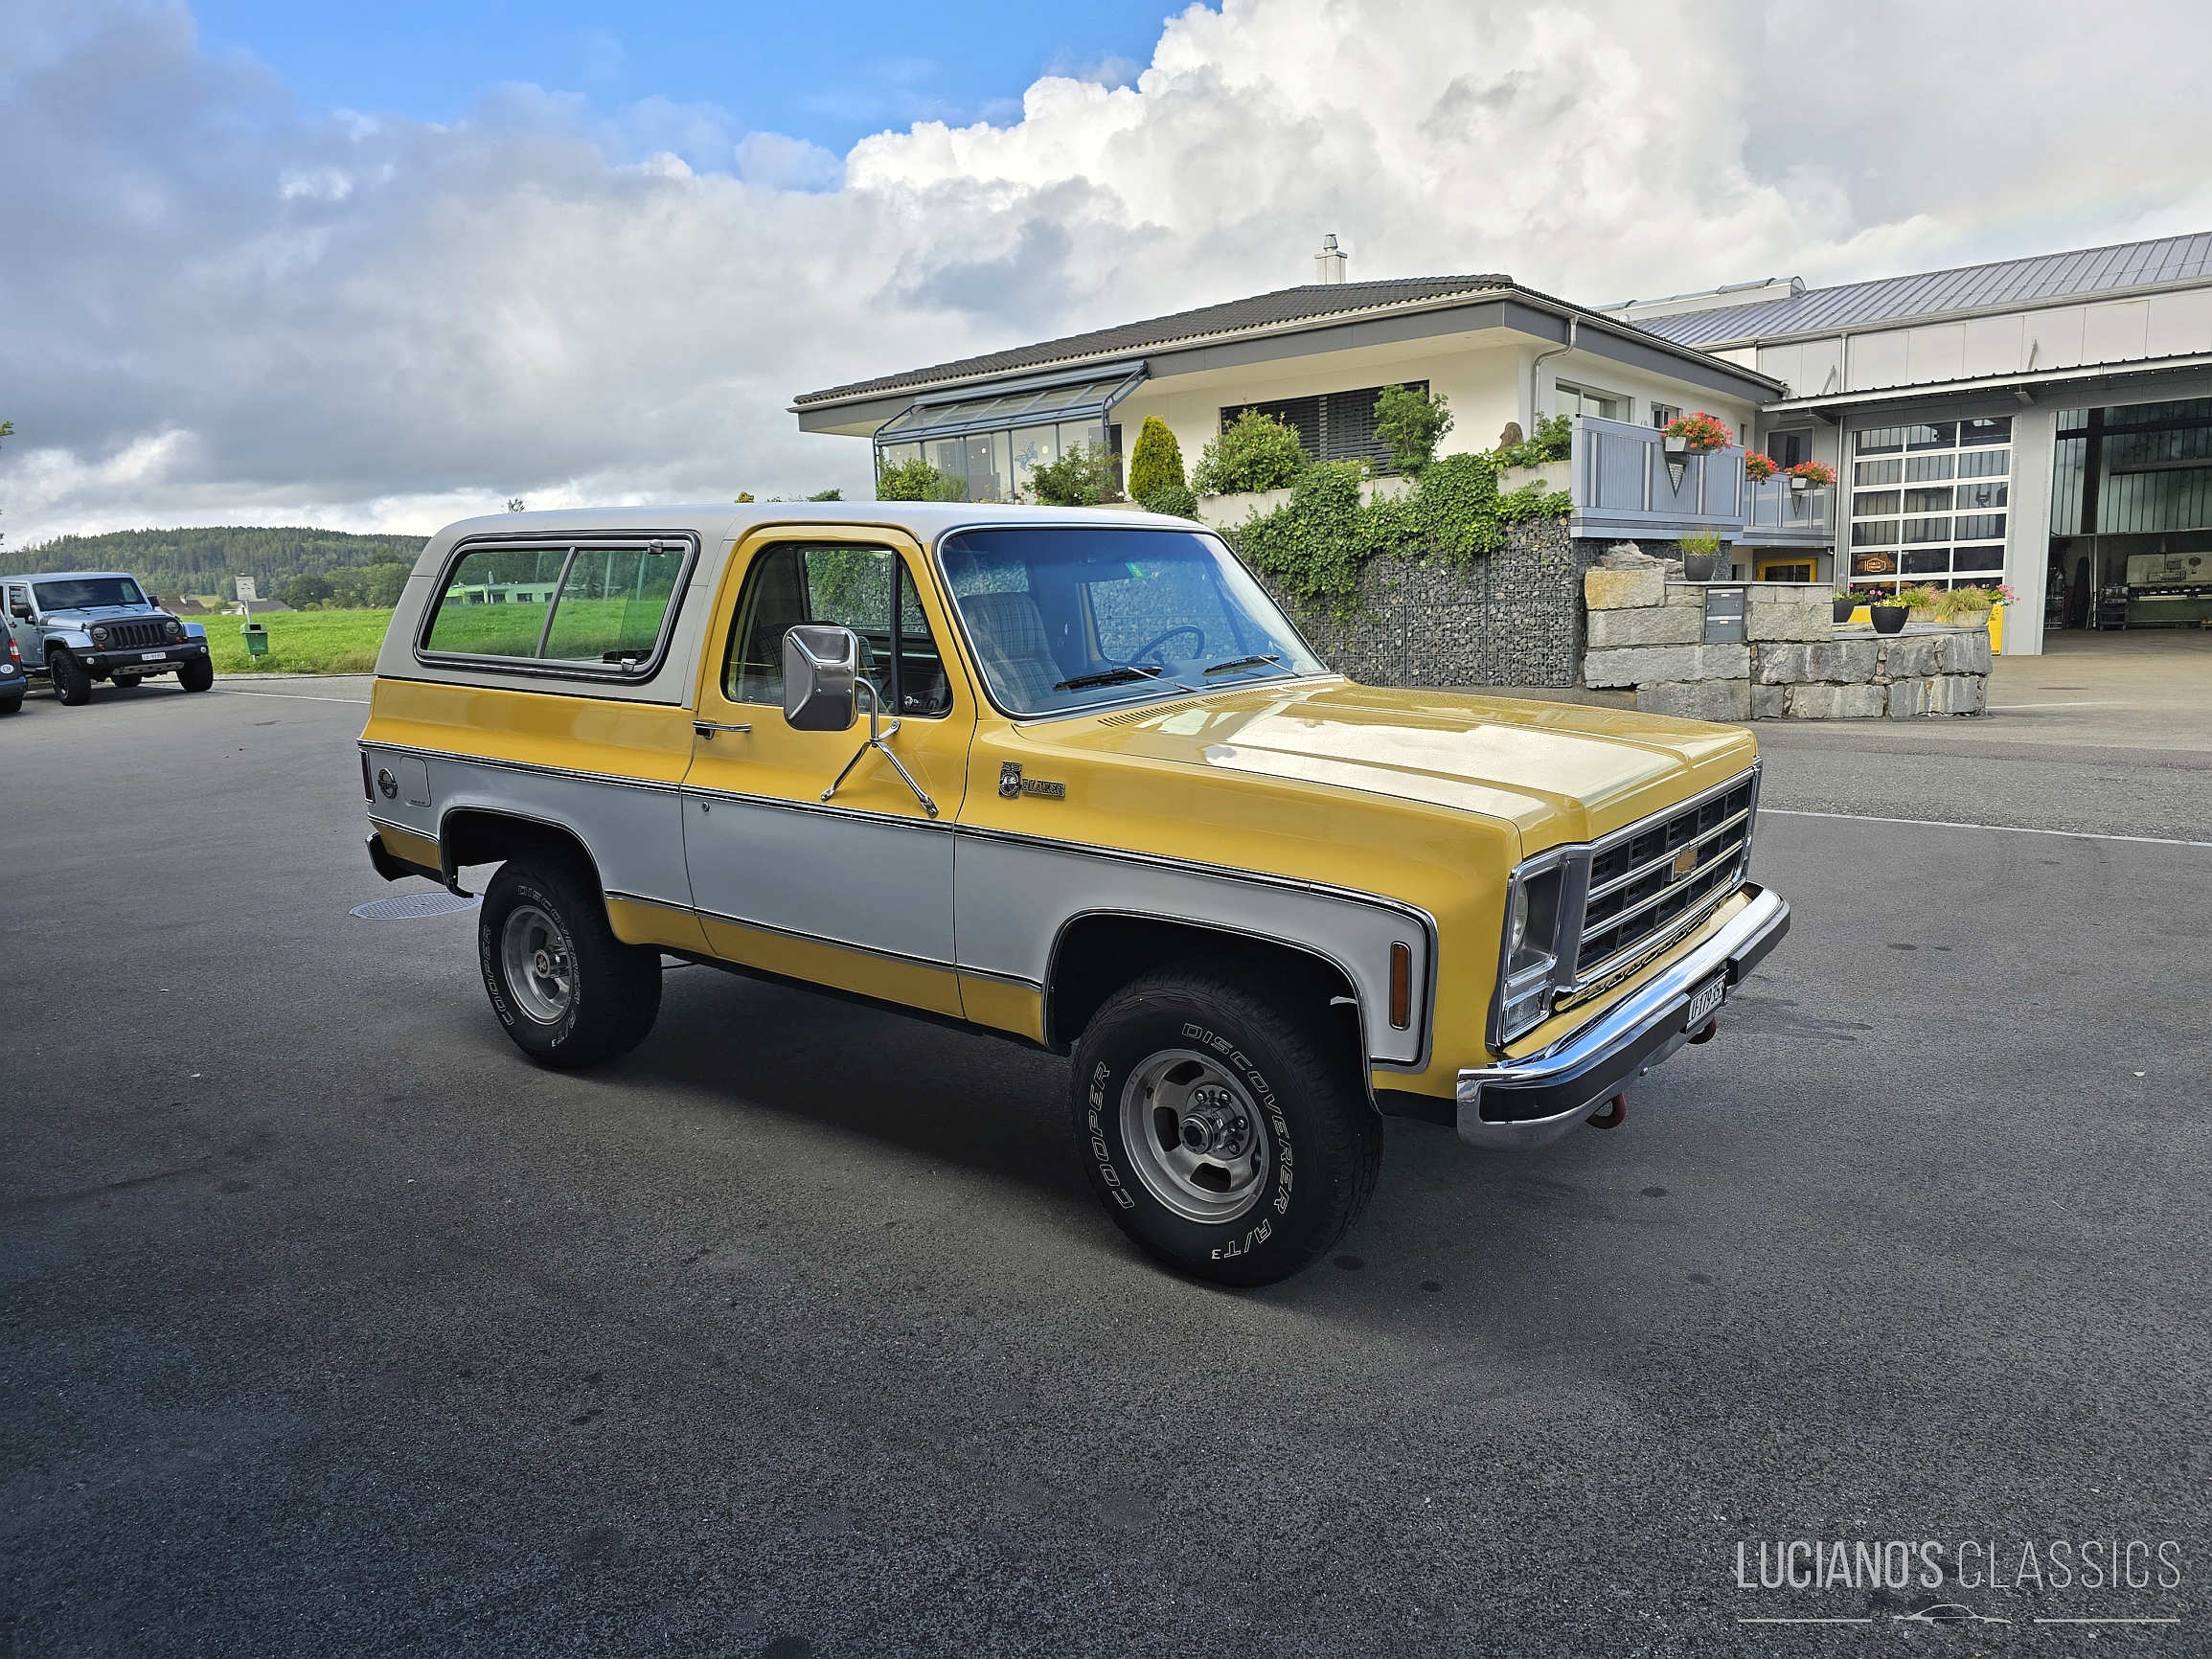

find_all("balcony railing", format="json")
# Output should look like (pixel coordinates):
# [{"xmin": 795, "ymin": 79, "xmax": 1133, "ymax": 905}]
[{"xmin": 1568, "ymin": 416, "xmax": 1831, "ymax": 546}]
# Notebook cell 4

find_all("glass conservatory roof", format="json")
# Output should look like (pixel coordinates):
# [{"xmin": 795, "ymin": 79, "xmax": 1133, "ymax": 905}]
[{"xmin": 875, "ymin": 365, "xmax": 1147, "ymax": 443}]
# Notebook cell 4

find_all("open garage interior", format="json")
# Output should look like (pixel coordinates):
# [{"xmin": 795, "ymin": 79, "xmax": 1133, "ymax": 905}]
[{"xmin": 2047, "ymin": 397, "xmax": 2212, "ymax": 635}]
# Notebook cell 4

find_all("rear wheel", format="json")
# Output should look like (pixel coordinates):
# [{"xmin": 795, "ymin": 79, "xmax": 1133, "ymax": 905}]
[
  {"xmin": 49, "ymin": 651, "xmax": 92, "ymax": 705},
  {"xmin": 0, "ymin": 695, "xmax": 20, "ymax": 716},
  {"xmin": 179, "ymin": 657, "xmax": 214, "ymax": 692},
  {"xmin": 112, "ymin": 675, "xmax": 141, "ymax": 691},
  {"xmin": 478, "ymin": 853, "xmax": 661, "ymax": 1068},
  {"xmin": 1069, "ymin": 968, "xmax": 1382, "ymax": 1286}
]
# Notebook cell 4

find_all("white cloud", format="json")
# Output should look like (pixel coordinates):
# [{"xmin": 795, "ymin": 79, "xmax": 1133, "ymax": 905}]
[{"xmin": 4, "ymin": 0, "xmax": 2209, "ymax": 545}]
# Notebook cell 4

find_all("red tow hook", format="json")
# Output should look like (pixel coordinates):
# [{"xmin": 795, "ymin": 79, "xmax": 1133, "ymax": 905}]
[
  {"xmin": 1688, "ymin": 1017, "xmax": 1720, "ymax": 1045},
  {"xmin": 1586, "ymin": 1093, "xmax": 1627, "ymax": 1130}
]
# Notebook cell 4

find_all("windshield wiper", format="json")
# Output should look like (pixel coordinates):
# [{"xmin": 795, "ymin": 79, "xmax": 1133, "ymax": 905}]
[
  {"xmin": 1201, "ymin": 654, "xmax": 1285, "ymax": 677},
  {"xmin": 1055, "ymin": 665, "xmax": 1163, "ymax": 692}
]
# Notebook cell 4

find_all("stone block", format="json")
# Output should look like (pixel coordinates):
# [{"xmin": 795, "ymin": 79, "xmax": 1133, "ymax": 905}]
[
  {"xmin": 1755, "ymin": 640, "xmax": 1879, "ymax": 684},
  {"xmin": 1787, "ymin": 682, "xmax": 1886, "ymax": 719},
  {"xmin": 1929, "ymin": 673, "xmax": 1985, "ymax": 714},
  {"xmin": 1695, "ymin": 643, "xmax": 1751, "ymax": 680},
  {"xmin": 1585, "ymin": 566, "xmax": 1666, "ymax": 610},
  {"xmin": 1637, "ymin": 679, "xmax": 1751, "ymax": 722},
  {"xmin": 1745, "ymin": 600, "xmax": 1835, "ymax": 643},
  {"xmin": 1880, "ymin": 634, "xmax": 1946, "ymax": 679},
  {"xmin": 1587, "ymin": 604, "xmax": 1703, "ymax": 648},
  {"xmin": 1583, "ymin": 644, "xmax": 1697, "ymax": 687},
  {"xmin": 1887, "ymin": 677, "xmax": 1929, "ymax": 717},
  {"xmin": 1750, "ymin": 683, "xmax": 1788, "ymax": 719},
  {"xmin": 1937, "ymin": 628, "xmax": 1994, "ymax": 673},
  {"xmin": 1662, "ymin": 582, "xmax": 1704, "ymax": 608}
]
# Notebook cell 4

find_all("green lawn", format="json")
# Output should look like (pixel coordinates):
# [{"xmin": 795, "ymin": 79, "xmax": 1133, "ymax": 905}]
[{"xmin": 204, "ymin": 608, "xmax": 395, "ymax": 673}]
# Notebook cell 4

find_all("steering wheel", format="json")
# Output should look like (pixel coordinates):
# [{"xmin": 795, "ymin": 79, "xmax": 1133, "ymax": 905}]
[{"xmin": 1127, "ymin": 625, "xmax": 1204, "ymax": 662}]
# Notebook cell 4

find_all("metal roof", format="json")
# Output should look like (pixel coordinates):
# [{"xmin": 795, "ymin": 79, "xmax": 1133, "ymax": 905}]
[
  {"xmin": 1632, "ymin": 232, "xmax": 2212, "ymax": 350},
  {"xmin": 794, "ymin": 276, "xmax": 1512, "ymax": 406}
]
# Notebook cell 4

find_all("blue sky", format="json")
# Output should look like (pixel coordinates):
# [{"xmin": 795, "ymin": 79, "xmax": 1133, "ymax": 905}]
[{"xmin": 192, "ymin": 0, "xmax": 1181, "ymax": 157}]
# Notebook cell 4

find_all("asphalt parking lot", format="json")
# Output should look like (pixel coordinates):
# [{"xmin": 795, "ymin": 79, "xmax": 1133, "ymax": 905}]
[{"xmin": 4, "ymin": 672, "xmax": 2206, "ymax": 1656}]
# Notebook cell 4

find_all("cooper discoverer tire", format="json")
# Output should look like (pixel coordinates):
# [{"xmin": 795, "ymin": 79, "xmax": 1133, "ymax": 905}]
[
  {"xmin": 1070, "ymin": 968, "xmax": 1382, "ymax": 1286},
  {"xmin": 179, "ymin": 657, "xmax": 214, "ymax": 692},
  {"xmin": 49, "ymin": 651, "xmax": 93, "ymax": 705},
  {"xmin": 478, "ymin": 853, "xmax": 662, "ymax": 1068}
]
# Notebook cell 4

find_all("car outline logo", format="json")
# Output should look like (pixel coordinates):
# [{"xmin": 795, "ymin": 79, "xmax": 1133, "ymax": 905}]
[{"xmin": 1892, "ymin": 1602, "xmax": 2012, "ymax": 1625}]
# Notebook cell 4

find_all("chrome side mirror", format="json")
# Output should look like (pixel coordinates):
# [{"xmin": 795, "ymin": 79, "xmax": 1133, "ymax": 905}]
[{"xmin": 782, "ymin": 625, "xmax": 859, "ymax": 731}]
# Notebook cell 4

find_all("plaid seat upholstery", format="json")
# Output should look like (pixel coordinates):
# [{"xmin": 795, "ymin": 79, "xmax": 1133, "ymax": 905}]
[{"xmin": 961, "ymin": 590, "xmax": 1061, "ymax": 708}]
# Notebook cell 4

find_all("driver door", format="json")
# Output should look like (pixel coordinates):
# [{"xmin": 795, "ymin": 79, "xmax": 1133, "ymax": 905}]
[{"xmin": 681, "ymin": 529, "xmax": 974, "ymax": 1016}]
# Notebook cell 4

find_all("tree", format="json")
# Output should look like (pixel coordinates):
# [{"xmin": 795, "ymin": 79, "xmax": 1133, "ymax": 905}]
[
  {"xmin": 876, "ymin": 457, "xmax": 966, "ymax": 502},
  {"xmin": 282, "ymin": 572, "xmax": 332, "ymax": 609},
  {"xmin": 1191, "ymin": 410, "xmax": 1308, "ymax": 494},
  {"xmin": 808, "ymin": 488, "xmax": 844, "ymax": 501},
  {"xmin": 1027, "ymin": 443, "xmax": 1120, "ymax": 507},
  {"xmin": 1127, "ymin": 417, "xmax": 1185, "ymax": 501},
  {"xmin": 1373, "ymin": 384, "xmax": 1453, "ymax": 475}
]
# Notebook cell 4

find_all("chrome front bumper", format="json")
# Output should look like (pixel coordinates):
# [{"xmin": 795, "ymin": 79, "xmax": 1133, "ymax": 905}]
[{"xmin": 1456, "ymin": 885, "xmax": 1790, "ymax": 1149}]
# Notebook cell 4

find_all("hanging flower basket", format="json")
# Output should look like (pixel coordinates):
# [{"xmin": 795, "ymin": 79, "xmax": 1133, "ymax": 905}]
[
  {"xmin": 1664, "ymin": 411, "xmax": 1735, "ymax": 452},
  {"xmin": 1785, "ymin": 461, "xmax": 1836, "ymax": 491},
  {"xmin": 1743, "ymin": 453, "xmax": 1778, "ymax": 482}
]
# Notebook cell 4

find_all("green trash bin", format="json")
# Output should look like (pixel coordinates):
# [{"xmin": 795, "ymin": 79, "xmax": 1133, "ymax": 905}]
[{"xmin": 242, "ymin": 622, "xmax": 269, "ymax": 659}]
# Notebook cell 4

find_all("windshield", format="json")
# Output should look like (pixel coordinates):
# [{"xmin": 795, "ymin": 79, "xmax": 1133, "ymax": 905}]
[
  {"xmin": 938, "ymin": 527, "xmax": 1328, "ymax": 717},
  {"xmin": 35, "ymin": 577, "xmax": 146, "ymax": 610}
]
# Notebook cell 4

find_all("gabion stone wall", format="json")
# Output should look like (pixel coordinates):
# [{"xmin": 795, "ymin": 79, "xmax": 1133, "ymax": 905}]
[{"xmin": 1250, "ymin": 519, "xmax": 1596, "ymax": 688}]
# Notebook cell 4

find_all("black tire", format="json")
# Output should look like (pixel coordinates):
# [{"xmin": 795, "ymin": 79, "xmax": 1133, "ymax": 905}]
[
  {"xmin": 0, "ymin": 696, "xmax": 20, "ymax": 716},
  {"xmin": 179, "ymin": 657, "xmax": 214, "ymax": 693},
  {"xmin": 1070, "ymin": 968, "xmax": 1382, "ymax": 1286},
  {"xmin": 478, "ymin": 853, "xmax": 660, "ymax": 1068},
  {"xmin": 112, "ymin": 675, "xmax": 141, "ymax": 691},
  {"xmin": 49, "ymin": 651, "xmax": 93, "ymax": 705}
]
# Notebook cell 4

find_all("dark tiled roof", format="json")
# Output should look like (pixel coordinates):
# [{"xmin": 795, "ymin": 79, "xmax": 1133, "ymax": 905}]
[
  {"xmin": 1635, "ymin": 232, "xmax": 2212, "ymax": 349},
  {"xmin": 793, "ymin": 276, "xmax": 1512, "ymax": 405}
]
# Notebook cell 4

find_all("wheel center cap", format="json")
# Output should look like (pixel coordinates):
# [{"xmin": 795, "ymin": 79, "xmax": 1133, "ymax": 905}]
[
  {"xmin": 533, "ymin": 948, "xmax": 558, "ymax": 978},
  {"xmin": 1178, "ymin": 1086, "xmax": 1252, "ymax": 1157}
]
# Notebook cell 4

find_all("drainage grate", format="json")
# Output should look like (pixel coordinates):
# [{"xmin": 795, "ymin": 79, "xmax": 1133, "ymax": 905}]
[{"xmin": 351, "ymin": 892, "xmax": 481, "ymax": 920}]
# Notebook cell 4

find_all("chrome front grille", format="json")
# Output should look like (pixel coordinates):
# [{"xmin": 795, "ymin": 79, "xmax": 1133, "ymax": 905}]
[{"xmin": 1574, "ymin": 774, "xmax": 1758, "ymax": 989}]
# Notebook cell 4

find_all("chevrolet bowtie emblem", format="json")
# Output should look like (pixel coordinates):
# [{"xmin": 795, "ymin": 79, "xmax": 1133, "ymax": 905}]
[{"xmin": 1671, "ymin": 847, "xmax": 1699, "ymax": 880}]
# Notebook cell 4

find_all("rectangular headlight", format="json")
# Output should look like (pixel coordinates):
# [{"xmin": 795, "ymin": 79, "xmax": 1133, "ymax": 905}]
[{"xmin": 1494, "ymin": 860, "xmax": 1574, "ymax": 1046}]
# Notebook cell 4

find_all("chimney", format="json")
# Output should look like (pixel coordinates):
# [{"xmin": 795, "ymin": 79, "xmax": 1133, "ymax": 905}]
[{"xmin": 1313, "ymin": 233, "xmax": 1347, "ymax": 284}]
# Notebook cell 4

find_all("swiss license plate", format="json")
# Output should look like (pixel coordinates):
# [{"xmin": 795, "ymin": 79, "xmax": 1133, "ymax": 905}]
[
  {"xmin": 1684, "ymin": 973, "xmax": 1727, "ymax": 1030},
  {"xmin": 141, "ymin": 650, "xmax": 169, "ymax": 662}
]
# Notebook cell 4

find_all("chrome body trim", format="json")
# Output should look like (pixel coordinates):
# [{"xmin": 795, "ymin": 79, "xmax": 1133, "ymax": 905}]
[{"xmin": 1457, "ymin": 886, "xmax": 1790, "ymax": 1150}]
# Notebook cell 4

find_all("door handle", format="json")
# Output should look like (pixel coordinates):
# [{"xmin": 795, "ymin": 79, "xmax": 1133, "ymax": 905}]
[{"xmin": 694, "ymin": 720, "xmax": 752, "ymax": 739}]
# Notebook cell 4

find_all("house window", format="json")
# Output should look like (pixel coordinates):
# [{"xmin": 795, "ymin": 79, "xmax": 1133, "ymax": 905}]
[
  {"xmin": 1555, "ymin": 381, "xmax": 1626, "ymax": 421},
  {"xmin": 1651, "ymin": 403, "xmax": 1680, "ymax": 430},
  {"xmin": 1846, "ymin": 419, "xmax": 2013, "ymax": 596},
  {"xmin": 1219, "ymin": 381, "xmax": 1425, "ymax": 474},
  {"xmin": 1767, "ymin": 430, "xmax": 1810, "ymax": 468}
]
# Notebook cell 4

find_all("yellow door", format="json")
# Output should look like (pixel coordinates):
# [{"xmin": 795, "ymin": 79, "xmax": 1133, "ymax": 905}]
[{"xmin": 680, "ymin": 528, "xmax": 975, "ymax": 1015}]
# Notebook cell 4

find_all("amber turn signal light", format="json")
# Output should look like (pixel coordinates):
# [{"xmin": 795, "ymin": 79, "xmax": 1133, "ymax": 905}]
[{"xmin": 1389, "ymin": 941, "xmax": 1411, "ymax": 1030}]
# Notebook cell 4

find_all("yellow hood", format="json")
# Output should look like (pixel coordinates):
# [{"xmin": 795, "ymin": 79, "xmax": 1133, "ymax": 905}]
[{"xmin": 1025, "ymin": 678, "xmax": 1757, "ymax": 847}]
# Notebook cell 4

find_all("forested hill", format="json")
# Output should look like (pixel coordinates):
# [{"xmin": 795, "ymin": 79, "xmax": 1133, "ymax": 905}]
[{"xmin": 11, "ymin": 526, "xmax": 427, "ymax": 601}]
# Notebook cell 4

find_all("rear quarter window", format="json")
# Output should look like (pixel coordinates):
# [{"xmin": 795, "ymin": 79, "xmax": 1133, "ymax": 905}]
[{"xmin": 420, "ymin": 535, "xmax": 694, "ymax": 677}]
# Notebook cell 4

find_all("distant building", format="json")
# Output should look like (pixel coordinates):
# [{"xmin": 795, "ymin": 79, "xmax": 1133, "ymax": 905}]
[{"xmin": 227, "ymin": 598, "xmax": 296, "ymax": 615}]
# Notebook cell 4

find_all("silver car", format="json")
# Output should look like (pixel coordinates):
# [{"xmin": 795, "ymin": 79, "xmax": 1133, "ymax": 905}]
[{"xmin": 1, "ymin": 572, "xmax": 213, "ymax": 704}]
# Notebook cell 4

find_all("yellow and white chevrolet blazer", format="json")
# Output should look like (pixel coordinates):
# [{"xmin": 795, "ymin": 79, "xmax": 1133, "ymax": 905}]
[{"xmin": 361, "ymin": 504, "xmax": 1787, "ymax": 1284}]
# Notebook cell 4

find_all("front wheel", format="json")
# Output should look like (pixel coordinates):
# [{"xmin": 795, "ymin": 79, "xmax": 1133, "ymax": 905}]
[
  {"xmin": 49, "ymin": 651, "xmax": 93, "ymax": 705},
  {"xmin": 478, "ymin": 854, "xmax": 661, "ymax": 1068},
  {"xmin": 179, "ymin": 657, "xmax": 214, "ymax": 692},
  {"xmin": 1070, "ymin": 969, "xmax": 1382, "ymax": 1286}
]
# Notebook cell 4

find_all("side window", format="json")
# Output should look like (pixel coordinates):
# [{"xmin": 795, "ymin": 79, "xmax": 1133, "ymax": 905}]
[
  {"xmin": 422, "ymin": 539, "xmax": 685, "ymax": 668},
  {"xmin": 722, "ymin": 544, "xmax": 950, "ymax": 717}
]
